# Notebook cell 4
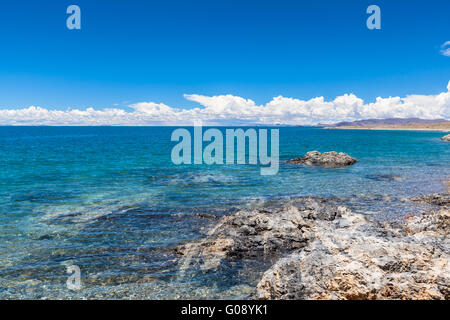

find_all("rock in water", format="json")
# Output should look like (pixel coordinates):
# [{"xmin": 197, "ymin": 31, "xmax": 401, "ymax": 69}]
[
  {"xmin": 441, "ymin": 134, "xmax": 450, "ymax": 141},
  {"xmin": 288, "ymin": 151, "xmax": 357, "ymax": 167},
  {"xmin": 254, "ymin": 208, "xmax": 449, "ymax": 300},
  {"xmin": 174, "ymin": 198, "xmax": 344, "ymax": 266},
  {"xmin": 176, "ymin": 195, "xmax": 449, "ymax": 300},
  {"xmin": 410, "ymin": 193, "xmax": 450, "ymax": 207}
]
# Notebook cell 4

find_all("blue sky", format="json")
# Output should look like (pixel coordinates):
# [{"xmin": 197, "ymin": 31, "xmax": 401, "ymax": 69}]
[{"xmin": 0, "ymin": 0, "xmax": 449, "ymax": 125}]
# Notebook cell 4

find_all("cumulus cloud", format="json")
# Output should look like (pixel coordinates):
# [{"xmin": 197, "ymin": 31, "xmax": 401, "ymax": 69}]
[
  {"xmin": 0, "ymin": 82, "xmax": 449, "ymax": 125},
  {"xmin": 441, "ymin": 41, "xmax": 450, "ymax": 57}
]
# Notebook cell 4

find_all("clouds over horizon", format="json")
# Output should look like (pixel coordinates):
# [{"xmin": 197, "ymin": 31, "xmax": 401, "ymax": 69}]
[
  {"xmin": 441, "ymin": 41, "xmax": 450, "ymax": 57},
  {"xmin": 1, "ymin": 82, "xmax": 449, "ymax": 126}
]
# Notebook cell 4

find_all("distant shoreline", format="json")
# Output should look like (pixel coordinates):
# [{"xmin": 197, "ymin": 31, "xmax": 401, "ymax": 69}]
[{"xmin": 324, "ymin": 122, "xmax": 450, "ymax": 132}]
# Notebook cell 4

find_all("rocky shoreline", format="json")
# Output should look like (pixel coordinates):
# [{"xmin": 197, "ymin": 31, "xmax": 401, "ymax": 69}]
[{"xmin": 175, "ymin": 193, "xmax": 449, "ymax": 300}]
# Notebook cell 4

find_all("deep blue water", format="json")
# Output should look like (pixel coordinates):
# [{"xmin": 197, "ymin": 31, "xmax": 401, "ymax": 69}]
[{"xmin": 0, "ymin": 126, "xmax": 449, "ymax": 299}]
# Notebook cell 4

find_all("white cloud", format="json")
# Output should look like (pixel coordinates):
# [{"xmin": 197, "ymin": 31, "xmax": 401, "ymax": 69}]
[
  {"xmin": 0, "ymin": 82, "xmax": 449, "ymax": 125},
  {"xmin": 441, "ymin": 48, "xmax": 450, "ymax": 57},
  {"xmin": 441, "ymin": 41, "xmax": 450, "ymax": 57}
]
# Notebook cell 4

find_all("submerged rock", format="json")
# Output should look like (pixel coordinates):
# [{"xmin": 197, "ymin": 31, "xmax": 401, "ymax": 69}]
[
  {"xmin": 365, "ymin": 174, "xmax": 403, "ymax": 182},
  {"xmin": 441, "ymin": 134, "xmax": 450, "ymax": 141},
  {"xmin": 288, "ymin": 151, "xmax": 357, "ymax": 167},
  {"xmin": 410, "ymin": 193, "xmax": 450, "ymax": 207}
]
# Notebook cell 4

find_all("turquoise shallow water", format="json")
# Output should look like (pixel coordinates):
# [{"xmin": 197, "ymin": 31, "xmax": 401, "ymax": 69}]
[{"xmin": 0, "ymin": 126, "xmax": 449, "ymax": 299}]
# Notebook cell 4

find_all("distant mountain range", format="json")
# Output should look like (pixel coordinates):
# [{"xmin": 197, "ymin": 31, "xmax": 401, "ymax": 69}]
[{"xmin": 317, "ymin": 118, "xmax": 449, "ymax": 127}]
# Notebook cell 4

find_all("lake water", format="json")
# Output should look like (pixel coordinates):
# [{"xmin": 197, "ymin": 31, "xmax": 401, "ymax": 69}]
[{"xmin": 0, "ymin": 126, "xmax": 448, "ymax": 299}]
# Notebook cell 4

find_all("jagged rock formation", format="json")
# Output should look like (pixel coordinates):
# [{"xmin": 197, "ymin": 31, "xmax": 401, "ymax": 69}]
[
  {"xmin": 254, "ymin": 207, "xmax": 449, "ymax": 300},
  {"xmin": 288, "ymin": 151, "xmax": 357, "ymax": 167},
  {"xmin": 175, "ymin": 198, "xmax": 344, "ymax": 271},
  {"xmin": 176, "ymin": 196, "xmax": 449, "ymax": 300}
]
